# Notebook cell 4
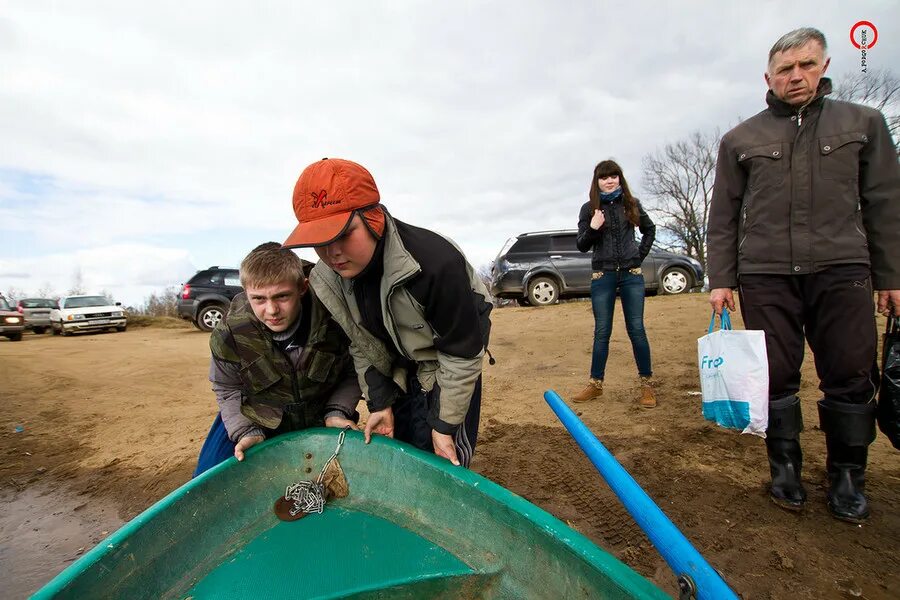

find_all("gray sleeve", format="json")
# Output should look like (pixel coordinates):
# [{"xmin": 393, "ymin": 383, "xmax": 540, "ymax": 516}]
[
  {"xmin": 323, "ymin": 358, "xmax": 363, "ymax": 420},
  {"xmin": 707, "ymin": 135, "xmax": 745, "ymax": 289},
  {"xmin": 860, "ymin": 110, "xmax": 900, "ymax": 289},
  {"xmin": 209, "ymin": 356, "xmax": 265, "ymax": 443}
]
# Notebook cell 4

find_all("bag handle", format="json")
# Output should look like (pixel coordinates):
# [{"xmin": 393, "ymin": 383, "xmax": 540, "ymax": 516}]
[
  {"xmin": 888, "ymin": 315, "xmax": 898, "ymax": 336},
  {"xmin": 708, "ymin": 308, "xmax": 733, "ymax": 334}
]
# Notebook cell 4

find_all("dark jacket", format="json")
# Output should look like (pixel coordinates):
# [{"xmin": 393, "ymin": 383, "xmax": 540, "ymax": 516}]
[
  {"xmin": 707, "ymin": 78, "xmax": 900, "ymax": 289},
  {"xmin": 311, "ymin": 210, "xmax": 493, "ymax": 435},
  {"xmin": 576, "ymin": 196, "xmax": 656, "ymax": 271}
]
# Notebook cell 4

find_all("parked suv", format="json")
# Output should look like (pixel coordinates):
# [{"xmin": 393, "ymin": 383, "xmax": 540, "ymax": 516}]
[
  {"xmin": 491, "ymin": 230, "xmax": 704, "ymax": 306},
  {"xmin": 0, "ymin": 295, "xmax": 25, "ymax": 341},
  {"xmin": 177, "ymin": 267, "xmax": 242, "ymax": 331},
  {"xmin": 16, "ymin": 298, "xmax": 56, "ymax": 334}
]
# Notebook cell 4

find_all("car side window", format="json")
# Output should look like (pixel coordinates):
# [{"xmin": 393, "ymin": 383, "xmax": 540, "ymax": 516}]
[
  {"xmin": 550, "ymin": 235, "xmax": 578, "ymax": 252},
  {"xmin": 207, "ymin": 272, "xmax": 223, "ymax": 284},
  {"xmin": 224, "ymin": 271, "xmax": 241, "ymax": 287},
  {"xmin": 510, "ymin": 236, "xmax": 549, "ymax": 253}
]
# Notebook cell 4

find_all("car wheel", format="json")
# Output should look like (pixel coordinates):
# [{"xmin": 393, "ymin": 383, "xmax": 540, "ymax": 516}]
[
  {"xmin": 9, "ymin": 332, "xmax": 23, "ymax": 341},
  {"xmin": 52, "ymin": 322, "xmax": 60, "ymax": 335},
  {"xmin": 660, "ymin": 267, "xmax": 691, "ymax": 295},
  {"xmin": 197, "ymin": 305, "xmax": 226, "ymax": 332},
  {"xmin": 59, "ymin": 321, "xmax": 70, "ymax": 336},
  {"xmin": 527, "ymin": 276, "xmax": 559, "ymax": 306}
]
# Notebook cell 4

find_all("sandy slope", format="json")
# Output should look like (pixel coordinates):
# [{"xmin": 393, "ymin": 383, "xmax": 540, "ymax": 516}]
[{"xmin": 1, "ymin": 295, "xmax": 897, "ymax": 598}]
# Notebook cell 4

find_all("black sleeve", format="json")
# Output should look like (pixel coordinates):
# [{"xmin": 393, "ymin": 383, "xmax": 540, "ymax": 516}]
[
  {"xmin": 636, "ymin": 201, "xmax": 656, "ymax": 259},
  {"xmin": 364, "ymin": 366, "xmax": 402, "ymax": 412},
  {"xmin": 418, "ymin": 253, "xmax": 486, "ymax": 359},
  {"xmin": 576, "ymin": 202, "xmax": 602, "ymax": 252}
]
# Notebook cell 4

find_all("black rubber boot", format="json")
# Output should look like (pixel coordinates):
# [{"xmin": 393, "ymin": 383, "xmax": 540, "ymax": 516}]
[
  {"xmin": 765, "ymin": 395, "xmax": 806, "ymax": 511},
  {"xmin": 817, "ymin": 399, "xmax": 877, "ymax": 523}
]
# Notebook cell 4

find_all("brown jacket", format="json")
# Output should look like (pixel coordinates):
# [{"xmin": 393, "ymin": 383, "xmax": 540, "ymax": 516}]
[{"xmin": 707, "ymin": 78, "xmax": 900, "ymax": 289}]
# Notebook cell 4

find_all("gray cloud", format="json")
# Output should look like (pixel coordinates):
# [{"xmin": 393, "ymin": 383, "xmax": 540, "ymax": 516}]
[{"xmin": 1, "ymin": 1, "xmax": 898, "ymax": 304}]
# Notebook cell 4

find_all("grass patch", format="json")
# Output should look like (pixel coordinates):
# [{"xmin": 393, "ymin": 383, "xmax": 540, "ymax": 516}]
[{"xmin": 128, "ymin": 315, "xmax": 193, "ymax": 329}]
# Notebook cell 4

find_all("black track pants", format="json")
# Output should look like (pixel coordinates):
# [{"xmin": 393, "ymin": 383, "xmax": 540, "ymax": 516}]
[{"xmin": 738, "ymin": 265, "xmax": 878, "ymax": 404}]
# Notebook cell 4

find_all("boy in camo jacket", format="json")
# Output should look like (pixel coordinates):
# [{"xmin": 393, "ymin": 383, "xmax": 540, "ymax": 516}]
[{"xmin": 193, "ymin": 242, "xmax": 360, "ymax": 476}]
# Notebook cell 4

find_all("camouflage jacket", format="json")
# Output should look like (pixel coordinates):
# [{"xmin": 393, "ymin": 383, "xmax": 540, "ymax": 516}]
[{"xmin": 209, "ymin": 290, "xmax": 355, "ymax": 436}]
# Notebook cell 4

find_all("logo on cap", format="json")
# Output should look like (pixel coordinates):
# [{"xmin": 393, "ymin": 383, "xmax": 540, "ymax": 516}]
[{"xmin": 310, "ymin": 190, "xmax": 341, "ymax": 209}]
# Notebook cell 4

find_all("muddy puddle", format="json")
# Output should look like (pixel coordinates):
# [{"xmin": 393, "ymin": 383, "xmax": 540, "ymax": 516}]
[{"xmin": 1, "ymin": 484, "xmax": 124, "ymax": 598}]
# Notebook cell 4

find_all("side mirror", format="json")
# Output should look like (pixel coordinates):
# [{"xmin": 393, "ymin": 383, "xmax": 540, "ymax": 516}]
[{"xmin": 115, "ymin": 301, "xmax": 122, "ymax": 306}]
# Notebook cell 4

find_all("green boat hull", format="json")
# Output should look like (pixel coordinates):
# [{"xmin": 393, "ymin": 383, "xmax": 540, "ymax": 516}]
[{"xmin": 33, "ymin": 429, "xmax": 667, "ymax": 599}]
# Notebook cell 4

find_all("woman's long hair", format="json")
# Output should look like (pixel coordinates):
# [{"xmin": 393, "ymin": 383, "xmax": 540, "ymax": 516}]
[{"xmin": 589, "ymin": 160, "xmax": 640, "ymax": 226}]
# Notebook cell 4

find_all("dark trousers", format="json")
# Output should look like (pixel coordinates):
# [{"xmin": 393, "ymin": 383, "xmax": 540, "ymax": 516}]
[
  {"xmin": 393, "ymin": 375, "xmax": 482, "ymax": 468},
  {"xmin": 589, "ymin": 270, "xmax": 652, "ymax": 380},
  {"xmin": 738, "ymin": 265, "xmax": 879, "ymax": 404}
]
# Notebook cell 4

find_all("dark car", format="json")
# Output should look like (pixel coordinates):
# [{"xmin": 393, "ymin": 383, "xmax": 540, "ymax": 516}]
[
  {"xmin": 490, "ymin": 230, "xmax": 704, "ymax": 306},
  {"xmin": 0, "ymin": 295, "xmax": 25, "ymax": 341},
  {"xmin": 177, "ymin": 266, "xmax": 242, "ymax": 331},
  {"xmin": 16, "ymin": 298, "xmax": 56, "ymax": 334}
]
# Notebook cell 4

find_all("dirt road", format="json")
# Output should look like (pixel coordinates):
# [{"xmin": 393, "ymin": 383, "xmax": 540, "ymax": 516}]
[{"xmin": 1, "ymin": 295, "xmax": 897, "ymax": 598}]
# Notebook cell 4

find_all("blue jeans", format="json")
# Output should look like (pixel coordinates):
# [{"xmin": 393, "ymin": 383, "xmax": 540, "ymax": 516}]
[
  {"xmin": 193, "ymin": 413, "xmax": 235, "ymax": 477},
  {"xmin": 589, "ymin": 270, "xmax": 652, "ymax": 380}
]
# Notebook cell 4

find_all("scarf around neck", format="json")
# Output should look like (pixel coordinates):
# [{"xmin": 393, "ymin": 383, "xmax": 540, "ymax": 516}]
[{"xmin": 599, "ymin": 187, "xmax": 623, "ymax": 203}]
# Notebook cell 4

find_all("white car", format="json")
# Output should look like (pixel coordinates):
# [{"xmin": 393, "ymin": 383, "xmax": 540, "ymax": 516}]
[{"xmin": 50, "ymin": 295, "xmax": 128, "ymax": 336}]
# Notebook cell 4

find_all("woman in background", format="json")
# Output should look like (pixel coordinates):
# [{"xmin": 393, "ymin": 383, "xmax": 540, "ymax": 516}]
[{"xmin": 572, "ymin": 159, "xmax": 657, "ymax": 407}]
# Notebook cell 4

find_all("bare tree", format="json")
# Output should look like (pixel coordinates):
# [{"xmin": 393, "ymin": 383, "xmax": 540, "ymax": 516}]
[
  {"xmin": 68, "ymin": 266, "xmax": 87, "ymax": 295},
  {"xmin": 4, "ymin": 286, "xmax": 26, "ymax": 302},
  {"xmin": 833, "ymin": 68, "xmax": 900, "ymax": 153},
  {"xmin": 36, "ymin": 282, "xmax": 57, "ymax": 300},
  {"xmin": 641, "ymin": 130, "xmax": 719, "ymax": 271},
  {"xmin": 143, "ymin": 285, "xmax": 180, "ymax": 317}
]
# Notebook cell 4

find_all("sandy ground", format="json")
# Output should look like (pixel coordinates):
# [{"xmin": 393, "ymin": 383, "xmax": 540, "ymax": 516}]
[{"xmin": 1, "ymin": 295, "xmax": 898, "ymax": 599}]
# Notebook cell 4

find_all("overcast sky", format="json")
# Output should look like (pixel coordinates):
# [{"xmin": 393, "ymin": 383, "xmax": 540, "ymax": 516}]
[{"xmin": 1, "ymin": 1, "xmax": 898, "ymax": 305}]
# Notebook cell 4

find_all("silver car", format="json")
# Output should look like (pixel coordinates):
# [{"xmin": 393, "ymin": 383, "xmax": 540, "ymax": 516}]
[{"xmin": 16, "ymin": 298, "xmax": 56, "ymax": 334}]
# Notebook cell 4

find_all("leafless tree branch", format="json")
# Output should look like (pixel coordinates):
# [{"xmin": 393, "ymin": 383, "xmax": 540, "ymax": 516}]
[{"xmin": 641, "ymin": 129, "xmax": 720, "ymax": 271}]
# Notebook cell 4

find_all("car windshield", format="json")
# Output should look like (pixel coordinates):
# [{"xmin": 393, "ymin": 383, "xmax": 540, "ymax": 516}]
[
  {"xmin": 65, "ymin": 296, "xmax": 111, "ymax": 308},
  {"xmin": 21, "ymin": 299, "xmax": 56, "ymax": 308},
  {"xmin": 0, "ymin": 298, "xmax": 10, "ymax": 311}
]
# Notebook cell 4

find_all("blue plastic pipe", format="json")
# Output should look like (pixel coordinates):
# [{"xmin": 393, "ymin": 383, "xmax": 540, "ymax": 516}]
[{"xmin": 544, "ymin": 389, "xmax": 739, "ymax": 600}]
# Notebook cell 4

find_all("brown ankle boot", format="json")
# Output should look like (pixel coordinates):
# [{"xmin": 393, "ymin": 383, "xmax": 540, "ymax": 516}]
[
  {"xmin": 639, "ymin": 376, "xmax": 657, "ymax": 408},
  {"xmin": 572, "ymin": 379, "xmax": 603, "ymax": 403}
]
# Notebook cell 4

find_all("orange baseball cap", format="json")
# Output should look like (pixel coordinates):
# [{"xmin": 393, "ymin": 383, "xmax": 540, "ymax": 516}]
[{"xmin": 283, "ymin": 158, "xmax": 380, "ymax": 248}]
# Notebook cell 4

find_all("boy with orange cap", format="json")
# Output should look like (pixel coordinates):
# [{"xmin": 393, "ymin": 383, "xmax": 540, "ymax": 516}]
[{"xmin": 283, "ymin": 158, "xmax": 492, "ymax": 467}]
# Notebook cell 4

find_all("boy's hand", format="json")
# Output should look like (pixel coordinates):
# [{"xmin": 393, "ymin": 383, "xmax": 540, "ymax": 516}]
[
  {"xmin": 364, "ymin": 407, "xmax": 395, "ymax": 443},
  {"xmin": 432, "ymin": 431, "xmax": 460, "ymax": 466},
  {"xmin": 234, "ymin": 434, "xmax": 265, "ymax": 461}
]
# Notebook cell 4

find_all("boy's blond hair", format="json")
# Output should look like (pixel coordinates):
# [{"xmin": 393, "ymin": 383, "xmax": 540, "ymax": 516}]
[{"xmin": 239, "ymin": 242, "xmax": 306, "ymax": 289}]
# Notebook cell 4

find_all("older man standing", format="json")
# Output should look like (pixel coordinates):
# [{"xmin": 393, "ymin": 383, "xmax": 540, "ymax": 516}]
[{"xmin": 707, "ymin": 27, "xmax": 899, "ymax": 523}]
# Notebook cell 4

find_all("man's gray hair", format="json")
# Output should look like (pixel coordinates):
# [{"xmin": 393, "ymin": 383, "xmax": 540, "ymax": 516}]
[{"xmin": 768, "ymin": 27, "xmax": 828, "ymax": 64}]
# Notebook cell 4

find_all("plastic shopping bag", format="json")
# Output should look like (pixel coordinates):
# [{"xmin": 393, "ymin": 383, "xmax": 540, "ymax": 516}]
[
  {"xmin": 877, "ymin": 316, "xmax": 900, "ymax": 450},
  {"xmin": 697, "ymin": 309, "xmax": 769, "ymax": 436}
]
